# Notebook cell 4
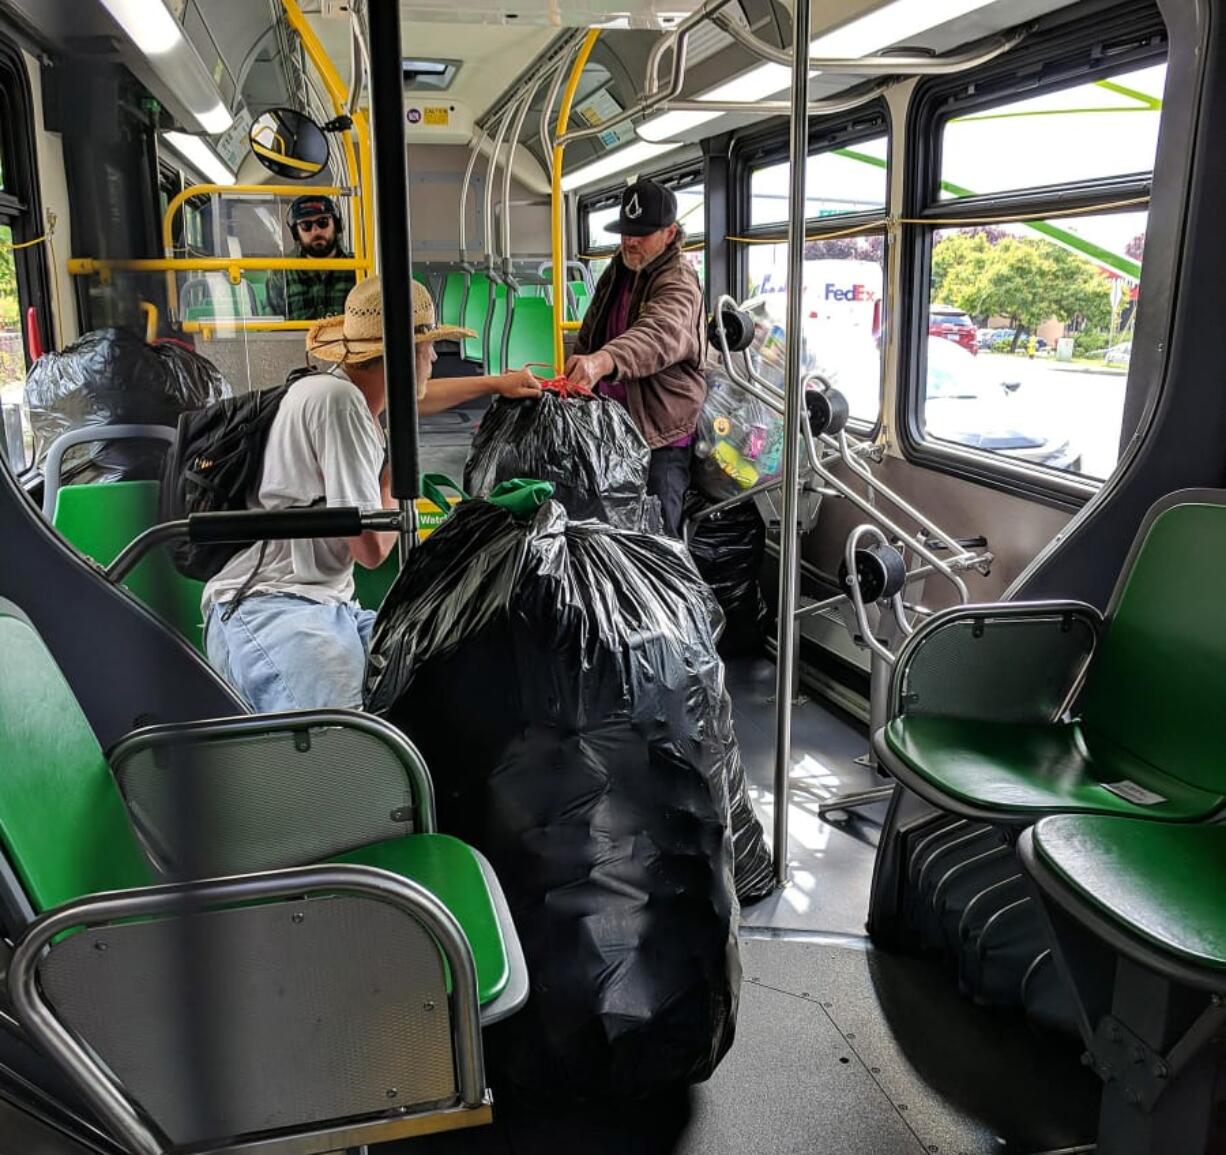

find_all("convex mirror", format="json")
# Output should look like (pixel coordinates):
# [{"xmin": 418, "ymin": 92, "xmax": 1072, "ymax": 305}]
[{"xmin": 249, "ymin": 108, "xmax": 329, "ymax": 179}]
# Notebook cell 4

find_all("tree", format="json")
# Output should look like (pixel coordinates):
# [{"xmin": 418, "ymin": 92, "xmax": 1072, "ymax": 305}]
[
  {"xmin": 931, "ymin": 232, "xmax": 1112, "ymax": 351},
  {"xmin": 0, "ymin": 241, "xmax": 17, "ymax": 328}
]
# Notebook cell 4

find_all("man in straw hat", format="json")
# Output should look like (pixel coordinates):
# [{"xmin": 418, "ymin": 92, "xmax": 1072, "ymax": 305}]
[{"xmin": 200, "ymin": 277, "xmax": 540, "ymax": 713}]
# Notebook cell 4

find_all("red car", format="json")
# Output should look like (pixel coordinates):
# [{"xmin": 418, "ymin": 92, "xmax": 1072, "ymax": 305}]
[{"xmin": 928, "ymin": 304, "xmax": 978, "ymax": 355}]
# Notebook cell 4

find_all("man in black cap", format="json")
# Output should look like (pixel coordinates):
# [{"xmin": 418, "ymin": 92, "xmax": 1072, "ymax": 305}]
[
  {"xmin": 267, "ymin": 194, "xmax": 356, "ymax": 321},
  {"xmin": 564, "ymin": 177, "xmax": 706, "ymax": 538}
]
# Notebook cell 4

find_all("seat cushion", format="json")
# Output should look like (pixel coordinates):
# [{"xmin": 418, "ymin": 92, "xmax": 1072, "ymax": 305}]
[
  {"xmin": 1033, "ymin": 815, "xmax": 1226, "ymax": 971},
  {"xmin": 883, "ymin": 716, "xmax": 1225, "ymax": 821},
  {"xmin": 329, "ymin": 834, "xmax": 509, "ymax": 1005}
]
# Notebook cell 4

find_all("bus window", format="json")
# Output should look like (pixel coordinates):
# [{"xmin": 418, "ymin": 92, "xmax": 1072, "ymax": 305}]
[
  {"xmin": 581, "ymin": 177, "xmax": 706, "ymax": 288},
  {"xmin": 0, "ymin": 223, "xmax": 26, "ymax": 469},
  {"xmin": 741, "ymin": 134, "xmax": 888, "ymax": 426},
  {"xmin": 919, "ymin": 61, "xmax": 1164, "ymax": 481}
]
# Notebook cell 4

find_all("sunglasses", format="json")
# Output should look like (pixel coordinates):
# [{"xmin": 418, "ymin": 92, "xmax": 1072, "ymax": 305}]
[{"xmin": 297, "ymin": 216, "xmax": 333, "ymax": 233}]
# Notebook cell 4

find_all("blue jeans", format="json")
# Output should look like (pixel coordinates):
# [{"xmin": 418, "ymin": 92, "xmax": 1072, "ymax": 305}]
[{"xmin": 205, "ymin": 594, "xmax": 377, "ymax": 713}]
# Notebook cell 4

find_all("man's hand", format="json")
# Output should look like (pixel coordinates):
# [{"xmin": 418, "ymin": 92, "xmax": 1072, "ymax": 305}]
[
  {"xmin": 495, "ymin": 369, "xmax": 543, "ymax": 400},
  {"xmin": 564, "ymin": 350, "xmax": 614, "ymax": 393}
]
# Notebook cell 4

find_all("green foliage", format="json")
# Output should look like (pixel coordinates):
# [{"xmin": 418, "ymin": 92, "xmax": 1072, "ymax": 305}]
[
  {"xmin": 931, "ymin": 233, "xmax": 1113, "ymax": 346},
  {"xmin": 0, "ymin": 241, "xmax": 18, "ymax": 327},
  {"xmin": 1073, "ymin": 329, "xmax": 1110, "ymax": 358}
]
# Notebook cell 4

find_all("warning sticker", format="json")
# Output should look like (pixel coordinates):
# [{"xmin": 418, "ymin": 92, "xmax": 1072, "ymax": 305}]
[
  {"xmin": 424, "ymin": 107, "xmax": 450, "ymax": 126},
  {"xmin": 1103, "ymin": 780, "xmax": 1168, "ymax": 806}
]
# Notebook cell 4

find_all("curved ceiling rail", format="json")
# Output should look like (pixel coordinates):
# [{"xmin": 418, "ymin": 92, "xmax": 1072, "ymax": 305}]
[{"xmin": 554, "ymin": 22, "xmax": 1029, "ymax": 149}]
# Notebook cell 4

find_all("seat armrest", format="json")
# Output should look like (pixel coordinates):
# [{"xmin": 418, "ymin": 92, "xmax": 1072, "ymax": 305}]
[
  {"xmin": 8, "ymin": 864, "xmax": 487, "ymax": 1155},
  {"xmin": 888, "ymin": 600, "xmax": 1101, "ymax": 726},
  {"xmin": 108, "ymin": 709, "xmax": 436, "ymax": 877}
]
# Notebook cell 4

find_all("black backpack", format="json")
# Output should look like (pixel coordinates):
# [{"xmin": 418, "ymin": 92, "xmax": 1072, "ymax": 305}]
[{"xmin": 161, "ymin": 367, "xmax": 316, "ymax": 580}]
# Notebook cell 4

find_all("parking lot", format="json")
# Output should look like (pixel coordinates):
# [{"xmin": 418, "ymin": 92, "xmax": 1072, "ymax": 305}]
[{"xmin": 973, "ymin": 351, "xmax": 1129, "ymax": 480}]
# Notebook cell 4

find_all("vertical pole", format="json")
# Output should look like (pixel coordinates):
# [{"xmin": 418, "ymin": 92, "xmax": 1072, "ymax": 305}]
[
  {"xmin": 367, "ymin": 0, "xmax": 420, "ymax": 556},
  {"xmin": 772, "ymin": 0, "xmax": 810, "ymax": 890}
]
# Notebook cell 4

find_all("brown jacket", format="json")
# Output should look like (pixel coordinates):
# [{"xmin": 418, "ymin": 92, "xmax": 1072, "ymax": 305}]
[{"xmin": 575, "ymin": 239, "xmax": 706, "ymax": 449}]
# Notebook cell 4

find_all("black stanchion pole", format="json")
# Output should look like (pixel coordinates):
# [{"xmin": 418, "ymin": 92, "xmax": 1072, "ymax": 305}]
[{"xmin": 368, "ymin": 0, "xmax": 420, "ymax": 553}]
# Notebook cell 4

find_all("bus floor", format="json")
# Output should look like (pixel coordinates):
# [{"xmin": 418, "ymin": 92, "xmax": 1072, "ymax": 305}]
[{"xmin": 403, "ymin": 655, "xmax": 1100, "ymax": 1155}]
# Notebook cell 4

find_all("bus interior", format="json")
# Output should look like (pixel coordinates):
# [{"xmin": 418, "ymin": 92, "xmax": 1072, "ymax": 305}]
[{"xmin": 0, "ymin": 0, "xmax": 1221, "ymax": 1152}]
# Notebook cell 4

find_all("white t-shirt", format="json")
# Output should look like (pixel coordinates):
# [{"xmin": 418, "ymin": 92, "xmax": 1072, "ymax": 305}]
[{"xmin": 202, "ymin": 371, "xmax": 385, "ymax": 611}]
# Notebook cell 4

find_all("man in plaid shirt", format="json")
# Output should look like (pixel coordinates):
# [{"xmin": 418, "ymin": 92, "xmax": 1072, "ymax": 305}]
[{"xmin": 267, "ymin": 194, "xmax": 356, "ymax": 321}]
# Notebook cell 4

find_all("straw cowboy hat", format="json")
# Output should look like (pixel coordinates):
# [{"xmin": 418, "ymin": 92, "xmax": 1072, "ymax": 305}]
[{"xmin": 306, "ymin": 277, "xmax": 473, "ymax": 366}]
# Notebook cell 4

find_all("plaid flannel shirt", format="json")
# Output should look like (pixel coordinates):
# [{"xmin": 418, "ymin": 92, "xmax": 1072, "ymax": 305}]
[{"xmin": 267, "ymin": 246, "xmax": 356, "ymax": 320}]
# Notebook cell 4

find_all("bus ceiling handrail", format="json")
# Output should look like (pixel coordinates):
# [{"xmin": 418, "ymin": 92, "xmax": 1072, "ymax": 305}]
[
  {"xmin": 502, "ymin": 59, "xmax": 564, "ymax": 280},
  {"xmin": 554, "ymin": 0, "xmax": 737, "ymax": 148},
  {"xmin": 557, "ymin": 21, "xmax": 1027, "ymax": 148},
  {"xmin": 458, "ymin": 128, "xmax": 490, "ymax": 263},
  {"xmin": 551, "ymin": 29, "xmax": 602, "ymax": 372},
  {"xmin": 484, "ymin": 102, "xmax": 518, "ymax": 270}
]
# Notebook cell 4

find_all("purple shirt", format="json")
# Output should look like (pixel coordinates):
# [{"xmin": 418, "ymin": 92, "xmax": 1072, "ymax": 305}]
[{"xmin": 596, "ymin": 273, "xmax": 693, "ymax": 448}]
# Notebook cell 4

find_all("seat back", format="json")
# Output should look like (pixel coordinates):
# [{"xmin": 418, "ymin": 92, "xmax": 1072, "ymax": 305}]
[
  {"xmin": 568, "ymin": 280, "xmax": 591, "ymax": 320},
  {"xmin": 52, "ymin": 481, "xmax": 205, "ymax": 651},
  {"xmin": 0, "ymin": 600, "xmax": 153, "ymax": 912},
  {"xmin": 485, "ymin": 286, "xmax": 509, "ymax": 374},
  {"xmin": 439, "ymin": 271, "xmax": 467, "ymax": 326},
  {"xmin": 1080, "ymin": 498, "xmax": 1226, "ymax": 795},
  {"xmin": 504, "ymin": 297, "xmax": 554, "ymax": 376},
  {"xmin": 461, "ymin": 273, "xmax": 491, "ymax": 361}
]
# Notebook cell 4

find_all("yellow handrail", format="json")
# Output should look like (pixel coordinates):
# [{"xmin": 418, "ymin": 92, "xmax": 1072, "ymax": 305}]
[
  {"xmin": 281, "ymin": 0, "xmax": 375, "ymax": 278},
  {"xmin": 551, "ymin": 30, "xmax": 601, "ymax": 372},
  {"xmin": 139, "ymin": 301, "xmax": 158, "ymax": 343},
  {"xmin": 161, "ymin": 183, "xmax": 350, "ymax": 312},
  {"xmin": 184, "ymin": 319, "xmax": 315, "ymax": 340},
  {"xmin": 70, "ymin": 256, "xmax": 370, "ymax": 281}
]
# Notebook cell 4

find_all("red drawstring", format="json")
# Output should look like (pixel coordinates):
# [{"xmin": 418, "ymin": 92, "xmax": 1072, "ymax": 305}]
[{"xmin": 521, "ymin": 363, "xmax": 596, "ymax": 399}]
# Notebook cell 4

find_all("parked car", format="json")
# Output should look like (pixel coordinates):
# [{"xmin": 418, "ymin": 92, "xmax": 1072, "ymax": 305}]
[
  {"xmin": 1104, "ymin": 340, "xmax": 1132, "ymax": 365},
  {"xmin": 928, "ymin": 304, "xmax": 977, "ymax": 354},
  {"xmin": 925, "ymin": 337, "xmax": 1081, "ymax": 471}
]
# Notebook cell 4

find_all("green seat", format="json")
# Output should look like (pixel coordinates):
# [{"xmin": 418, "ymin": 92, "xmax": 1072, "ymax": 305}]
[
  {"xmin": 568, "ymin": 280, "xmax": 591, "ymax": 320},
  {"xmin": 353, "ymin": 548, "xmax": 400, "ymax": 611},
  {"xmin": 439, "ymin": 271, "xmax": 467, "ymax": 327},
  {"xmin": 878, "ymin": 497, "xmax": 1226, "ymax": 826},
  {"xmin": 0, "ymin": 598, "xmax": 516, "ymax": 1010},
  {"xmin": 1030, "ymin": 815, "xmax": 1226, "ymax": 972},
  {"xmin": 332, "ymin": 835, "xmax": 509, "ymax": 1003},
  {"xmin": 52, "ymin": 481, "xmax": 206, "ymax": 652},
  {"xmin": 485, "ymin": 285, "xmax": 509, "ymax": 374},
  {"xmin": 461, "ymin": 274, "xmax": 492, "ymax": 362},
  {"xmin": 0, "ymin": 602, "xmax": 155, "ymax": 910},
  {"xmin": 0, "ymin": 598, "xmax": 519, "ymax": 1150},
  {"xmin": 505, "ymin": 297, "xmax": 555, "ymax": 376}
]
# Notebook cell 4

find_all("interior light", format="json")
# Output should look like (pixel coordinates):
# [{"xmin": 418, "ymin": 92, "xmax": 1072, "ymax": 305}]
[
  {"xmin": 560, "ymin": 140, "xmax": 683, "ymax": 192},
  {"xmin": 637, "ymin": 0, "xmax": 999, "ymax": 144},
  {"xmin": 99, "ymin": 0, "xmax": 234, "ymax": 136},
  {"xmin": 163, "ymin": 132, "xmax": 236, "ymax": 186},
  {"xmin": 99, "ymin": 0, "xmax": 181, "ymax": 55},
  {"xmin": 808, "ymin": 0, "xmax": 1000, "ymax": 57},
  {"xmin": 403, "ymin": 58, "xmax": 450, "ymax": 75}
]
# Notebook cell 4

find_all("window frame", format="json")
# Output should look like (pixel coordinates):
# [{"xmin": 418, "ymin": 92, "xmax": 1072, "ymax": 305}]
[
  {"xmin": 0, "ymin": 36, "xmax": 54, "ymax": 478},
  {"xmin": 729, "ymin": 102, "xmax": 892, "ymax": 434},
  {"xmin": 899, "ymin": 2, "xmax": 1168, "ymax": 504},
  {"xmin": 577, "ymin": 157, "xmax": 707, "ymax": 262}
]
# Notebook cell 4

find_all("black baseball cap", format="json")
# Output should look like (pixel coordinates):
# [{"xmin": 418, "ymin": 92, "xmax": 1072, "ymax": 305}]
[
  {"xmin": 288, "ymin": 194, "xmax": 340, "ymax": 225},
  {"xmin": 606, "ymin": 178, "xmax": 677, "ymax": 237}
]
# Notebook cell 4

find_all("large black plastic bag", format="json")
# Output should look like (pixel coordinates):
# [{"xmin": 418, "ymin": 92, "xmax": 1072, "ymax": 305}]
[
  {"xmin": 27, "ymin": 329, "xmax": 232, "ymax": 487},
  {"xmin": 464, "ymin": 392, "xmax": 660, "ymax": 531},
  {"xmin": 365, "ymin": 500, "xmax": 741, "ymax": 1099},
  {"xmin": 685, "ymin": 492, "xmax": 769, "ymax": 658}
]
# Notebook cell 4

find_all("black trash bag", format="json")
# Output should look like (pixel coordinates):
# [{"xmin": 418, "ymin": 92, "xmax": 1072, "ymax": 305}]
[
  {"xmin": 685, "ymin": 492, "xmax": 768, "ymax": 658},
  {"xmin": 27, "ymin": 329, "xmax": 232, "ymax": 487},
  {"xmin": 464, "ymin": 392, "xmax": 661, "ymax": 532},
  {"xmin": 365, "ymin": 500, "xmax": 740, "ymax": 1099}
]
